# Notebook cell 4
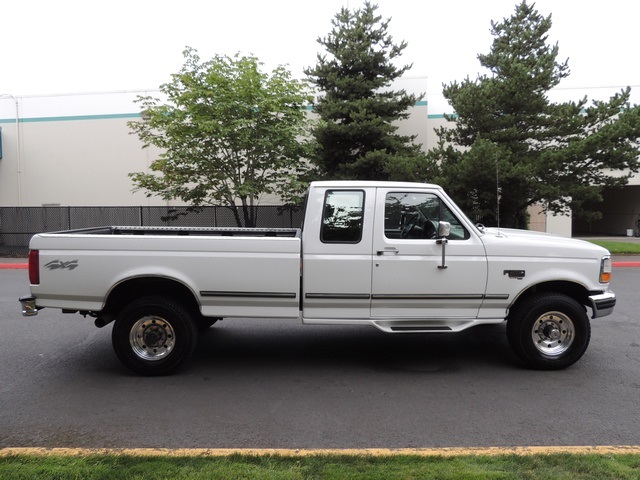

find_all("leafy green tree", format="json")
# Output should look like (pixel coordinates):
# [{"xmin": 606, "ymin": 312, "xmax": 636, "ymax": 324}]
[
  {"xmin": 428, "ymin": 1, "xmax": 640, "ymax": 228},
  {"xmin": 305, "ymin": 1, "xmax": 428, "ymax": 181},
  {"xmin": 129, "ymin": 47, "xmax": 314, "ymax": 227}
]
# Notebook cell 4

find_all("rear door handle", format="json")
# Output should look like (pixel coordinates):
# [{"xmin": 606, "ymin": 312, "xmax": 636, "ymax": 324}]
[{"xmin": 377, "ymin": 248, "xmax": 399, "ymax": 256}]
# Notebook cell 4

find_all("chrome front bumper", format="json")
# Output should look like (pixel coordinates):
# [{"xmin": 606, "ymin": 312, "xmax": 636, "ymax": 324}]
[
  {"xmin": 19, "ymin": 296, "xmax": 39, "ymax": 317},
  {"xmin": 588, "ymin": 291, "xmax": 616, "ymax": 319}
]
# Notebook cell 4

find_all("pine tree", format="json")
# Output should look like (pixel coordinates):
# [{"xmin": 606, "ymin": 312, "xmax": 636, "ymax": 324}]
[
  {"xmin": 305, "ymin": 1, "xmax": 427, "ymax": 181},
  {"xmin": 428, "ymin": 1, "xmax": 640, "ymax": 228}
]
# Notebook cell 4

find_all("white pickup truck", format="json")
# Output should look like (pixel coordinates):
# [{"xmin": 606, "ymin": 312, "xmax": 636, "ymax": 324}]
[{"xmin": 20, "ymin": 181, "xmax": 616, "ymax": 375}]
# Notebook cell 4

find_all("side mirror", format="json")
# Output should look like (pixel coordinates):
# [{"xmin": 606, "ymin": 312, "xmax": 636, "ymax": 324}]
[{"xmin": 438, "ymin": 221, "xmax": 451, "ymax": 239}]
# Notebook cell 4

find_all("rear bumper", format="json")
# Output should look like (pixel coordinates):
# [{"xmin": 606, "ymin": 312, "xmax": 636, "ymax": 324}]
[
  {"xmin": 588, "ymin": 291, "xmax": 616, "ymax": 318},
  {"xmin": 19, "ymin": 296, "xmax": 40, "ymax": 317}
]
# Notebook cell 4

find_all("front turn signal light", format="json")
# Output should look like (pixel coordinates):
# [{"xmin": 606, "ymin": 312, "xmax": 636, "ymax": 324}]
[{"xmin": 600, "ymin": 256, "xmax": 612, "ymax": 284}]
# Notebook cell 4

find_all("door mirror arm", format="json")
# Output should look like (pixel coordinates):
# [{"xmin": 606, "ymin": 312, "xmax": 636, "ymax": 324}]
[{"xmin": 436, "ymin": 221, "xmax": 451, "ymax": 269}]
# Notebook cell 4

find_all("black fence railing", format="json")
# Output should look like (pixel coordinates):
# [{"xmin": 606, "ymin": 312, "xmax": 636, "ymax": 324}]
[{"xmin": 0, "ymin": 205, "xmax": 304, "ymax": 256}]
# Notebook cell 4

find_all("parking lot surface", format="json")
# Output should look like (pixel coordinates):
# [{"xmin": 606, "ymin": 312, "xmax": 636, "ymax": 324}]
[{"xmin": 1, "ymin": 267, "xmax": 638, "ymax": 449}]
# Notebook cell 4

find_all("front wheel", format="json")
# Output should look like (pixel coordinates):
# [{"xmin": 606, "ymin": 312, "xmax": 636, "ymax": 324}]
[
  {"xmin": 112, "ymin": 296, "xmax": 197, "ymax": 376},
  {"xmin": 507, "ymin": 293, "xmax": 590, "ymax": 370}
]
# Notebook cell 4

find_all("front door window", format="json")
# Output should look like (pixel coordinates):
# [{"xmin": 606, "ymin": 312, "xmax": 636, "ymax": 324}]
[{"xmin": 384, "ymin": 192, "xmax": 469, "ymax": 240}]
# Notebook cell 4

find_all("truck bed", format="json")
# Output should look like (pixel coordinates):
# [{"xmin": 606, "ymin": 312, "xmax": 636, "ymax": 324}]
[{"xmin": 28, "ymin": 226, "xmax": 303, "ymax": 318}]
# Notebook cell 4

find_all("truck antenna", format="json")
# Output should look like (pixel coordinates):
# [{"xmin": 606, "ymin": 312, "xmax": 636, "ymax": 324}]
[{"xmin": 496, "ymin": 159, "xmax": 501, "ymax": 232}]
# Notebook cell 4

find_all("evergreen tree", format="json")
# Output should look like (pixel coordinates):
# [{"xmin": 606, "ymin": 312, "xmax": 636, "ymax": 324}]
[
  {"xmin": 305, "ymin": 1, "xmax": 427, "ymax": 181},
  {"xmin": 428, "ymin": 1, "xmax": 640, "ymax": 228}
]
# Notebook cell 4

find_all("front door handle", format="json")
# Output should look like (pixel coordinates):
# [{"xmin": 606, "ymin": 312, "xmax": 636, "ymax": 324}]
[{"xmin": 377, "ymin": 248, "xmax": 399, "ymax": 256}]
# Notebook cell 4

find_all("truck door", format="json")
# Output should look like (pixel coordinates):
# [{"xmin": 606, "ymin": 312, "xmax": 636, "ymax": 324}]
[
  {"xmin": 302, "ymin": 187, "xmax": 375, "ymax": 319},
  {"xmin": 371, "ymin": 188, "xmax": 488, "ymax": 319}
]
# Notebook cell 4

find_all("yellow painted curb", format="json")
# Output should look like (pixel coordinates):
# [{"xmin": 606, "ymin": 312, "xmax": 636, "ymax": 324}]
[{"xmin": 2, "ymin": 446, "xmax": 640, "ymax": 457}]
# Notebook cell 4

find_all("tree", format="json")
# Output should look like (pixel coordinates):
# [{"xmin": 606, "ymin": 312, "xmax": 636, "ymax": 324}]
[
  {"xmin": 305, "ymin": 1, "xmax": 428, "ymax": 181},
  {"xmin": 427, "ymin": 1, "xmax": 640, "ymax": 228},
  {"xmin": 129, "ymin": 47, "xmax": 314, "ymax": 227}
]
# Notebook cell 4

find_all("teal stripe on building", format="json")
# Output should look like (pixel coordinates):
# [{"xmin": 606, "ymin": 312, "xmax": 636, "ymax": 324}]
[
  {"xmin": 0, "ymin": 101, "xmax": 429, "ymax": 124},
  {"xmin": 0, "ymin": 113, "xmax": 142, "ymax": 124}
]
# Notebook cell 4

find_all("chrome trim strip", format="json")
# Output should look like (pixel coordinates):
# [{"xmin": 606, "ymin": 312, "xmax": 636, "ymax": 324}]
[
  {"xmin": 305, "ymin": 293, "xmax": 371, "ymax": 300},
  {"xmin": 304, "ymin": 293, "xmax": 510, "ymax": 301},
  {"xmin": 372, "ymin": 294, "xmax": 485, "ymax": 300},
  {"xmin": 200, "ymin": 291, "xmax": 297, "ymax": 299}
]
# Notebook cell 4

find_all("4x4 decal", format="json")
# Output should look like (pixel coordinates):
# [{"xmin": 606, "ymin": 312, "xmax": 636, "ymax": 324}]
[{"xmin": 45, "ymin": 260, "xmax": 79, "ymax": 271}]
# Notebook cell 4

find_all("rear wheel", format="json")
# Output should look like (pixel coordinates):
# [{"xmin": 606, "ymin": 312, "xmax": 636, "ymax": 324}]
[
  {"xmin": 507, "ymin": 293, "xmax": 590, "ymax": 370},
  {"xmin": 112, "ymin": 296, "xmax": 197, "ymax": 376}
]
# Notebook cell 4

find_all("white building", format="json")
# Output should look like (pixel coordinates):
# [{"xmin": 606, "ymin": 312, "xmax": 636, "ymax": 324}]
[
  {"xmin": 2, "ymin": 87, "xmax": 637, "ymax": 236},
  {"xmin": 0, "ymin": 92, "xmax": 161, "ymax": 207}
]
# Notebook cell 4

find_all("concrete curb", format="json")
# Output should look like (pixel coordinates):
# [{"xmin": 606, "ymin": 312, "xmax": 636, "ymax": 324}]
[{"xmin": 1, "ymin": 446, "xmax": 640, "ymax": 457}]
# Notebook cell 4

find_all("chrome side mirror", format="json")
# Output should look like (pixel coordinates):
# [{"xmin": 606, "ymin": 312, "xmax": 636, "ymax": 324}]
[{"xmin": 438, "ymin": 221, "xmax": 451, "ymax": 239}]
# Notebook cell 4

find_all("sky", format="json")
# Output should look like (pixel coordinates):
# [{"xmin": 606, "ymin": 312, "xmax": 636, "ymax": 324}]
[{"xmin": 1, "ymin": 0, "xmax": 639, "ymax": 114}]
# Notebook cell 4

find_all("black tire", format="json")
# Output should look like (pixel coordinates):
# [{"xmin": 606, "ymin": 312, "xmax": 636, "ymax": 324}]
[
  {"xmin": 112, "ymin": 295, "xmax": 197, "ymax": 376},
  {"xmin": 507, "ymin": 293, "xmax": 590, "ymax": 370}
]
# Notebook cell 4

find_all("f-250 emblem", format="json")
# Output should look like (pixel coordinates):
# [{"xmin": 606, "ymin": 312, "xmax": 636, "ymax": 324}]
[{"xmin": 45, "ymin": 260, "xmax": 79, "ymax": 271}]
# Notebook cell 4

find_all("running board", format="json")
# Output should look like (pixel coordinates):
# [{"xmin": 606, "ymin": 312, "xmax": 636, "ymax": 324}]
[
  {"xmin": 301, "ymin": 317, "xmax": 505, "ymax": 333},
  {"xmin": 390, "ymin": 326, "xmax": 452, "ymax": 332},
  {"xmin": 372, "ymin": 318, "xmax": 504, "ymax": 333}
]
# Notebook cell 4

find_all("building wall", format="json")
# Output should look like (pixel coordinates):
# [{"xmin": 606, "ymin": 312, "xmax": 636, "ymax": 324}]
[
  {"xmin": 1, "ymin": 90, "xmax": 636, "ymax": 236},
  {"xmin": 0, "ymin": 93, "xmax": 165, "ymax": 207},
  {"xmin": 0, "ymin": 90, "xmax": 432, "ymax": 207}
]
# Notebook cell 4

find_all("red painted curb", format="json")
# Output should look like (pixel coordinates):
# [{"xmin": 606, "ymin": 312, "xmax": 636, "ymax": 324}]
[{"xmin": 613, "ymin": 262, "xmax": 640, "ymax": 268}]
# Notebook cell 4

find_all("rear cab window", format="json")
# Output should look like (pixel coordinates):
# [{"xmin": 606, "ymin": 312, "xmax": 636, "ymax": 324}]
[{"xmin": 321, "ymin": 190, "xmax": 365, "ymax": 243}]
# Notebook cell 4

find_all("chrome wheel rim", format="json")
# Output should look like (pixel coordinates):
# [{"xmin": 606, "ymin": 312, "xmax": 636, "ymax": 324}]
[
  {"xmin": 129, "ymin": 315, "xmax": 176, "ymax": 361},
  {"xmin": 531, "ymin": 311, "xmax": 574, "ymax": 356}
]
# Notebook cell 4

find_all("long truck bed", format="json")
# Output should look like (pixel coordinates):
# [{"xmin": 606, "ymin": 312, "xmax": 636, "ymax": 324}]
[{"xmin": 27, "ymin": 226, "xmax": 302, "ymax": 318}]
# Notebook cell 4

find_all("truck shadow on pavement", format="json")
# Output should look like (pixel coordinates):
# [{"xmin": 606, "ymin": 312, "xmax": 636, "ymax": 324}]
[{"xmin": 190, "ymin": 320, "xmax": 518, "ymax": 374}]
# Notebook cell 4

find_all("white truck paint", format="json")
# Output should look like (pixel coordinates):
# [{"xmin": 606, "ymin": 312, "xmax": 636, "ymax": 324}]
[{"xmin": 20, "ymin": 181, "xmax": 616, "ymax": 375}]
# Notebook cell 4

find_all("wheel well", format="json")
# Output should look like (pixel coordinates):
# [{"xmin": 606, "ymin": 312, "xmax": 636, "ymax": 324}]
[
  {"xmin": 104, "ymin": 277, "xmax": 201, "ymax": 318},
  {"xmin": 509, "ymin": 281, "xmax": 590, "ymax": 314}
]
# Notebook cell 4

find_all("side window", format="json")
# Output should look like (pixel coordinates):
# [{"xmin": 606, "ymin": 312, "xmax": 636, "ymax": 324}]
[
  {"xmin": 321, "ymin": 190, "xmax": 365, "ymax": 243},
  {"xmin": 384, "ymin": 192, "xmax": 469, "ymax": 240}
]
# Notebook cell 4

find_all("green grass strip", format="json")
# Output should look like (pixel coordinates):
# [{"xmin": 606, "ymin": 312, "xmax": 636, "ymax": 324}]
[
  {"xmin": 2, "ymin": 452, "xmax": 640, "ymax": 479},
  {"xmin": 587, "ymin": 240, "xmax": 640, "ymax": 255}
]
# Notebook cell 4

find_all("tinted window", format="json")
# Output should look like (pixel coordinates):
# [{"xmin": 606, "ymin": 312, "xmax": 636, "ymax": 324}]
[{"xmin": 321, "ymin": 190, "xmax": 365, "ymax": 243}]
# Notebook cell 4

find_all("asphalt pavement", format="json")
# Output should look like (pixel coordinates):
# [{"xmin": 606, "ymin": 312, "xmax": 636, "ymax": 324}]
[{"xmin": 1, "ymin": 267, "xmax": 639, "ymax": 449}]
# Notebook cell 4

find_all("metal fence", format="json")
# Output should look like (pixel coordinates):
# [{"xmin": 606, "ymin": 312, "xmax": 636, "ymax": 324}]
[{"xmin": 0, "ymin": 205, "xmax": 304, "ymax": 256}]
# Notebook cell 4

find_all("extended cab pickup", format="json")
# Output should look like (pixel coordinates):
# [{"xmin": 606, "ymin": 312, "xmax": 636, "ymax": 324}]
[{"xmin": 20, "ymin": 181, "xmax": 616, "ymax": 375}]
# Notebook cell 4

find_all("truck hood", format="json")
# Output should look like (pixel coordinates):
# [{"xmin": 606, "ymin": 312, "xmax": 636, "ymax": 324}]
[{"xmin": 479, "ymin": 227, "xmax": 610, "ymax": 260}]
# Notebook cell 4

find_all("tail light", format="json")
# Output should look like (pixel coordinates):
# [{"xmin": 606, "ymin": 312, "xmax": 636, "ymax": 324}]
[{"xmin": 28, "ymin": 250, "xmax": 40, "ymax": 285}]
